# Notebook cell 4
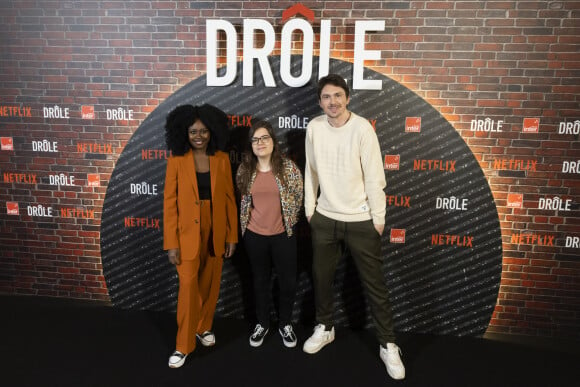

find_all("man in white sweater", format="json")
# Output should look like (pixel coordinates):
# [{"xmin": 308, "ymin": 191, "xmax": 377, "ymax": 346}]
[{"xmin": 303, "ymin": 74, "xmax": 405, "ymax": 380}]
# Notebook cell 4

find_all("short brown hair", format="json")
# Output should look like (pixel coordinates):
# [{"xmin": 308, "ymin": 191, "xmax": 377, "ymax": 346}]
[{"xmin": 317, "ymin": 74, "xmax": 349, "ymax": 100}]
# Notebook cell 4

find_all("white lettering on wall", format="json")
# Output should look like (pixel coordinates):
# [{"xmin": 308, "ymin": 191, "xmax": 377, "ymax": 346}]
[{"xmin": 206, "ymin": 19, "xmax": 385, "ymax": 90}]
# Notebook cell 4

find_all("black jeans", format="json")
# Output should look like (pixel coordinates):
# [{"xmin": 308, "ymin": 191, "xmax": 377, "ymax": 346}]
[
  {"xmin": 309, "ymin": 211, "xmax": 396, "ymax": 343},
  {"xmin": 244, "ymin": 229, "xmax": 297, "ymax": 329}
]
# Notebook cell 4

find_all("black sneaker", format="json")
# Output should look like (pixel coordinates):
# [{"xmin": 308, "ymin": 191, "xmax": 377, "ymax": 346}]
[
  {"xmin": 279, "ymin": 324, "xmax": 297, "ymax": 348},
  {"xmin": 249, "ymin": 324, "xmax": 269, "ymax": 347}
]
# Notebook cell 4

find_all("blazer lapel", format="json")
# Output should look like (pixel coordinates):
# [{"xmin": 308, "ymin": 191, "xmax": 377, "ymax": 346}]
[
  {"xmin": 209, "ymin": 154, "xmax": 217, "ymax": 201},
  {"xmin": 184, "ymin": 151, "xmax": 199, "ymax": 201}
]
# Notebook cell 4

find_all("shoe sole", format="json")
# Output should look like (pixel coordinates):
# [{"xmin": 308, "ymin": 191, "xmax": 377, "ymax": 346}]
[
  {"xmin": 168, "ymin": 355, "xmax": 187, "ymax": 368},
  {"xmin": 279, "ymin": 329, "xmax": 297, "ymax": 348},
  {"xmin": 249, "ymin": 338, "xmax": 264, "ymax": 347},
  {"xmin": 384, "ymin": 362, "xmax": 405, "ymax": 380},
  {"xmin": 302, "ymin": 335, "xmax": 334, "ymax": 354},
  {"xmin": 387, "ymin": 369, "xmax": 405, "ymax": 380}
]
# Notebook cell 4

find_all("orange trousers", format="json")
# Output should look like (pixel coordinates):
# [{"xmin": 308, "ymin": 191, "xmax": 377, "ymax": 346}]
[{"xmin": 175, "ymin": 200, "xmax": 223, "ymax": 354}]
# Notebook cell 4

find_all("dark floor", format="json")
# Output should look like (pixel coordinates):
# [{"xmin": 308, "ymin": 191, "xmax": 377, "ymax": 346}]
[{"xmin": 2, "ymin": 295, "xmax": 579, "ymax": 387}]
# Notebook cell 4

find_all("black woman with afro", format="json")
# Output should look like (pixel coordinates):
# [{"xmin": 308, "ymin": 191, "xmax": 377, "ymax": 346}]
[{"xmin": 163, "ymin": 104, "xmax": 238, "ymax": 368}]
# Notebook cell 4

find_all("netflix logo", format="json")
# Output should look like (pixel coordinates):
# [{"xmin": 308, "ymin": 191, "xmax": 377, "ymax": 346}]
[
  {"xmin": 413, "ymin": 159, "xmax": 456, "ymax": 172},
  {"xmin": 60, "ymin": 207, "xmax": 95, "ymax": 219},
  {"xmin": 431, "ymin": 234, "xmax": 474, "ymax": 248},
  {"xmin": 77, "ymin": 143, "xmax": 113, "ymax": 154},
  {"xmin": 124, "ymin": 217, "xmax": 161, "ymax": 230},
  {"xmin": 492, "ymin": 159, "xmax": 537, "ymax": 171},
  {"xmin": 511, "ymin": 233, "xmax": 555, "ymax": 246},
  {"xmin": 386, "ymin": 195, "xmax": 411, "ymax": 207},
  {"xmin": 0, "ymin": 105, "xmax": 32, "ymax": 117},
  {"xmin": 228, "ymin": 114, "xmax": 252, "ymax": 127},
  {"xmin": 141, "ymin": 149, "xmax": 171, "ymax": 160},
  {"xmin": 3, "ymin": 172, "xmax": 37, "ymax": 184}
]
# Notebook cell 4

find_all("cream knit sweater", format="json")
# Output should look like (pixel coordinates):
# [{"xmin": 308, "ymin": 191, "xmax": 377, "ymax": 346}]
[{"xmin": 304, "ymin": 112, "xmax": 386, "ymax": 224}]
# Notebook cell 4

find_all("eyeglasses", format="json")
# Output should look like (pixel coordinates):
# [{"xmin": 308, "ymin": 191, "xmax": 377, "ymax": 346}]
[{"xmin": 250, "ymin": 135, "xmax": 271, "ymax": 144}]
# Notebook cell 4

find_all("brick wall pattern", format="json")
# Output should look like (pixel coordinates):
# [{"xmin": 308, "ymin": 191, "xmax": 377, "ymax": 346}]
[{"xmin": 0, "ymin": 1, "xmax": 578, "ymax": 339}]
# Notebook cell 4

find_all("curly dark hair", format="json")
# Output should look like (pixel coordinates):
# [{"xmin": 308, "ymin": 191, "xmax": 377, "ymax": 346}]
[
  {"xmin": 164, "ymin": 103, "xmax": 229, "ymax": 156},
  {"xmin": 236, "ymin": 120, "xmax": 286, "ymax": 195}
]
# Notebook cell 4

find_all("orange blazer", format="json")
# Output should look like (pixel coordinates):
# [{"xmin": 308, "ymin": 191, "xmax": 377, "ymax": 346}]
[{"xmin": 163, "ymin": 150, "xmax": 238, "ymax": 260}]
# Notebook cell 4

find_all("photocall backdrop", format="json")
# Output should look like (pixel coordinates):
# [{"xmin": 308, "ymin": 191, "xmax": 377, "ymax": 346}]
[
  {"xmin": 101, "ymin": 57, "xmax": 502, "ymax": 336},
  {"xmin": 0, "ymin": 1, "xmax": 578, "ymax": 340}
]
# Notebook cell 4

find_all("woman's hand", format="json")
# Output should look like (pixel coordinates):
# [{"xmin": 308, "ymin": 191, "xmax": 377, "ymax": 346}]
[
  {"xmin": 168, "ymin": 248, "xmax": 181, "ymax": 265},
  {"xmin": 224, "ymin": 243, "xmax": 236, "ymax": 259}
]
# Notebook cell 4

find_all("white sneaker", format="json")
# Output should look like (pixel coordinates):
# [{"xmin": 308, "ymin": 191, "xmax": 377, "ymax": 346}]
[
  {"xmin": 196, "ymin": 331, "xmax": 215, "ymax": 347},
  {"xmin": 380, "ymin": 343, "xmax": 405, "ymax": 380},
  {"xmin": 168, "ymin": 350, "xmax": 187, "ymax": 368},
  {"xmin": 302, "ymin": 324, "xmax": 335, "ymax": 354}
]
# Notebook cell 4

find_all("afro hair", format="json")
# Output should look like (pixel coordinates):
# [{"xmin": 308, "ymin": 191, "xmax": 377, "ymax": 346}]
[{"xmin": 164, "ymin": 103, "xmax": 230, "ymax": 156}]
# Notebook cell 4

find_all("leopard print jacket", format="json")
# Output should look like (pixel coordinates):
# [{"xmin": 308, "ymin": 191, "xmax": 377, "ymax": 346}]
[{"xmin": 237, "ymin": 158, "xmax": 303, "ymax": 237}]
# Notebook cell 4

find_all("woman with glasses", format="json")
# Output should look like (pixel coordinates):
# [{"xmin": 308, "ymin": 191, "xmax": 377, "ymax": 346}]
[
  {"xmin": 164, "ymin": 104, "xmax": 238, "ymax": 368},
  {"xmin": 236, "ymin": 120, "xmax": 303, "ymax": 348}
]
